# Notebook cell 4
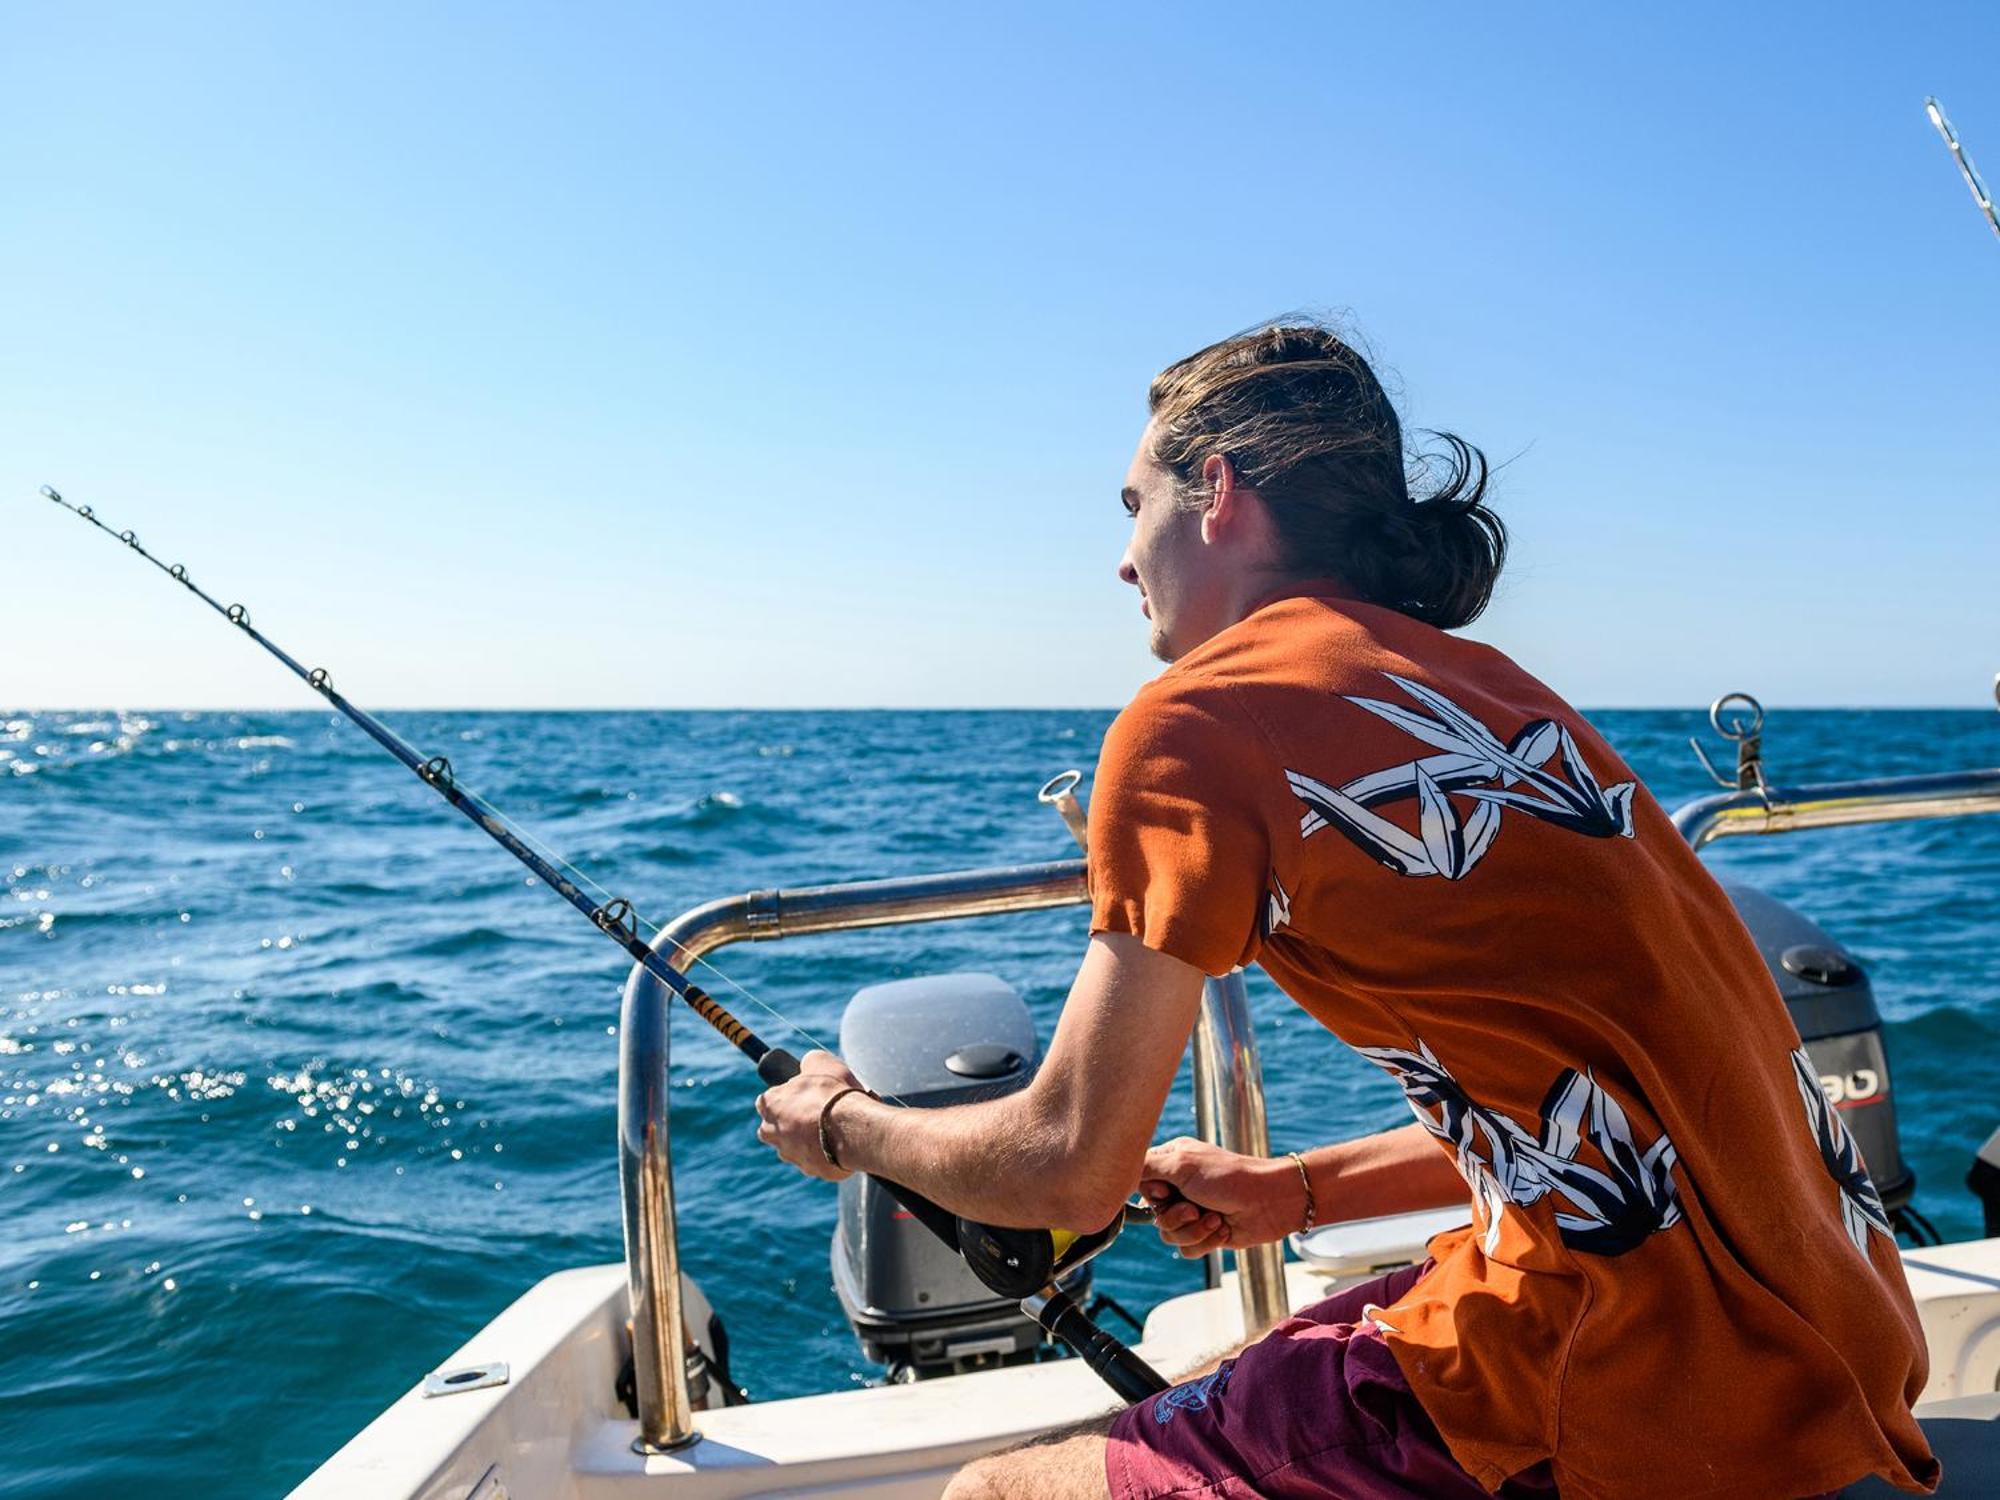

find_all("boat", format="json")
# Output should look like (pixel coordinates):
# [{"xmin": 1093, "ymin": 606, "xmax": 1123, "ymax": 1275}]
[{"xmin": 292, "ymin": 692, "xmax": 2000, "ymax": 1498}]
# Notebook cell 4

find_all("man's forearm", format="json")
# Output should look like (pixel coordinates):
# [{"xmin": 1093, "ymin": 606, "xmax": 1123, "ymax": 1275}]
[
  {"xmin": 1305, "ymin": 1122, "xmax": 1465, "ymax": 1223},
  {"xmin": 830, "ymin": 1086, "xmax": 1124, "ymax": 1231}
]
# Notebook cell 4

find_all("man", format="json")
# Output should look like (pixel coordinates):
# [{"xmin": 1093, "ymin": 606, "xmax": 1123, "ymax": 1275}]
[{"xmin": 756, "ymin": 322, "xmax": 1940, "ymax": 1498}]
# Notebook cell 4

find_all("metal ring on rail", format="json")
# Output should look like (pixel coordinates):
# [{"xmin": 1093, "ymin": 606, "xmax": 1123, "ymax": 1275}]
[
  {"xmin": 226, "ymin": 604, "xmax": 251, "ymax": 627},
  {"xmin": 418, "ymin": 755, "xmax": 455, "ymax": 790},
  {"xmin": 593, "ymin": 898, "xmax": 638, "ymax": 943},
  {"xmin": 1709, "ymin": 692, "xmax": 1764, "ymax": 742},
  {"xmin": 306, "ymin": 668, "xmax": 332, "ymax": 695},
  {"xmin": 1038, "ymin": 769, "xmax": 1082, "ymax": 805}
]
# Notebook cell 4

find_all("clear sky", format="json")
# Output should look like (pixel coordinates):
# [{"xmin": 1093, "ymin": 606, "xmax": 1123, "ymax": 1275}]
[{"xmin": 6, "ymin": 3, "xmax": 1997, "ymax": 709}]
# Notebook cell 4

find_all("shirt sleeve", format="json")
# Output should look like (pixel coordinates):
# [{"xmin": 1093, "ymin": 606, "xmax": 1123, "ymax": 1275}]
[{"xmin": 1086, "ymin": 675, "xmax": 1272, "ymax": 977}]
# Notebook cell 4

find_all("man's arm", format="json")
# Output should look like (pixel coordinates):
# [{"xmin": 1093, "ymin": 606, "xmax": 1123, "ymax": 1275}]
[
  {"xmin": 1142, "ymin": 1122, "xmax": 1466, "ymax": 1256},
  {"xmin": 755, "ymin": 931, "xmax": 1208, "ymax": 1229},
  {"xmin": 1306, "ymin": 1121, "xmax": 1466, "ymax": 1219}
]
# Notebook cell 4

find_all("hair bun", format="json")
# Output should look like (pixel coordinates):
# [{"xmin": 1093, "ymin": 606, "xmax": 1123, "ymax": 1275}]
[{"xmin": 1401, "ymin": 435, "xmax": 1506, "ymax": 629}]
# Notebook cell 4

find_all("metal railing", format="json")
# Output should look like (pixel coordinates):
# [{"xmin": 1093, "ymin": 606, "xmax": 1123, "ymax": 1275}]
[
  {"xmin": 1192, "ymin": 970, "xmax": 1288, "ymax": 1334},
  {"xmin": 1671, "ymin": 769, "xmax": 2000, "ymax": 850},
  {"xmin": 618, "ymin": 858, "xmax": 1287, "ymax": 1450}
]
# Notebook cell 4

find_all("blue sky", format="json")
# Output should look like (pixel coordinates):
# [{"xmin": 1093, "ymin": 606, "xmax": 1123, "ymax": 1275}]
[{"xmin": 7, "ymin": 3, "xmax": 1997, "ymax": 709}]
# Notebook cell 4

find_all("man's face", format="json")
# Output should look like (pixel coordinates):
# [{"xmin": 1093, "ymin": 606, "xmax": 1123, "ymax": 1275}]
[{"xmin": 1118, "ymin": 423, "xmax": 1233, "ymax": 662}]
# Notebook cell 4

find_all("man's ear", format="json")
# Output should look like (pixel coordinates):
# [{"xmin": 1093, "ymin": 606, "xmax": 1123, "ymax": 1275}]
[{"xmin": 1198, "ymin": 453, "xmax": 1236, "ymax": 545}]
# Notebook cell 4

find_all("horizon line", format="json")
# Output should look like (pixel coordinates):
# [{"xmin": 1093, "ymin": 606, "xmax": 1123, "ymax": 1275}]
[{"xmin": 6, "ymin": 703, "xmax": 1993, "ymax": 715}]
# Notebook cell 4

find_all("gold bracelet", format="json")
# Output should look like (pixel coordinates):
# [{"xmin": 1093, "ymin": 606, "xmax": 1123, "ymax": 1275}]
[{"xmin": 1287, "ymin": 1151, "xmax": 1316, "ymax": 1233}]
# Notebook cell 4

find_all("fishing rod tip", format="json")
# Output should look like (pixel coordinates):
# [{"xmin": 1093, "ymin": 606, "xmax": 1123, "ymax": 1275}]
[{"xmin": 39, "ymin": 484, "xmax": 61, "ymax": 502}]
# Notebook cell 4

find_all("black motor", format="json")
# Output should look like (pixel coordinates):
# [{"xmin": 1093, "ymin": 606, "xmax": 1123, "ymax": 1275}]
[
  {"xmin": 829, "ymin": 972, "xmax": 1088, "ymax": 1380},
  {"xmin": 1724, "ymin": 881, "xmax": 1914, "ymax": 1212}
]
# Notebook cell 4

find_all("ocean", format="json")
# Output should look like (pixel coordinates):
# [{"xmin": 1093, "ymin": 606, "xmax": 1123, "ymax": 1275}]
[{"xmin": 2, "ymin": 706, "xmax": 1995, "ymax": 1498}]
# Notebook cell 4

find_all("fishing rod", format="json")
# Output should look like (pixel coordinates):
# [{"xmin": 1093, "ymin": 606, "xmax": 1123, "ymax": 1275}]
[
  {"xmin": 42, "ymin": 484, "xmax": 1167, "ymax": 1404},
  {"xmin": 1926, "ymin": 97, "xmax": 2000, "ymax": 245}
]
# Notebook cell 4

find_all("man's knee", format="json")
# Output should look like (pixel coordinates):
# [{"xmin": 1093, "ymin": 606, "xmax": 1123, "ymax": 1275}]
[
  {"xmin": 942, "ymin": 1423, "xmax": 1112, "ymax": 1500},
  {"xmin": 940, "ymin": 1457, "xmax": 1002, "ymax": 1500}
]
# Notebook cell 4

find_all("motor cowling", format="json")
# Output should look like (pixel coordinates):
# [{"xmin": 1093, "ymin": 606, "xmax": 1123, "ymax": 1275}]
[
  {"xmin": 830, "ymin": 972, "xmax": 1086, "ymax": 1380},
  {"xmin": 1724, "ymin": 881, "xmax": 1914, "ymax": 1211}
]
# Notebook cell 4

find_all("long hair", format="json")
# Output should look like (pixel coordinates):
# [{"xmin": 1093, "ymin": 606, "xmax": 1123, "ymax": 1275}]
[{"xmin": 1148, "ymin": 321, "xmax": 1507, "ymax": 630}]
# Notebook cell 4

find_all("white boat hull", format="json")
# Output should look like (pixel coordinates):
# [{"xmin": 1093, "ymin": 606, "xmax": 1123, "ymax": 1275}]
[{"xmin": 296, "ymin": 1221, "xmax": 2000, "ymax": 1499}]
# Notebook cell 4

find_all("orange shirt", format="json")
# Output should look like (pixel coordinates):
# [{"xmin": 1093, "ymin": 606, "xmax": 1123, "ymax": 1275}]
[{"xmin": 1087, "ymin": 589, "xmax": 1939, "ymax": 1500}]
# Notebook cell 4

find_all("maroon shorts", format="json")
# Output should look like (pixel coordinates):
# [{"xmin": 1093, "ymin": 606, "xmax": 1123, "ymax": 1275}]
[{"xmin": 1104, "ymin": 1260, "xmax": 1555, "ymax": 1500}]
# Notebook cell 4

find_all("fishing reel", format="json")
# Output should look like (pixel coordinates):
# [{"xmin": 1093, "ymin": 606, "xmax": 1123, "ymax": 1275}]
[{"xmin": 957, "ymin": 1206, "xmax": 1127, "ymax": 1301}]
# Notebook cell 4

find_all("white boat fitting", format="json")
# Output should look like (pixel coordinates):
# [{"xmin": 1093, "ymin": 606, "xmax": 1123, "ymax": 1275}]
[{"xmin": 297, "ymin": 697, "xmax": 2000, "ymax": 1500}]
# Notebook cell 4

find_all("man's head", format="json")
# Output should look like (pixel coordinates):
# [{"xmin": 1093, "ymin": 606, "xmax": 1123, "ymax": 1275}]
[{"xmin": 1119, "ymin": 321, "xmax": 1507, "ymax": 661}]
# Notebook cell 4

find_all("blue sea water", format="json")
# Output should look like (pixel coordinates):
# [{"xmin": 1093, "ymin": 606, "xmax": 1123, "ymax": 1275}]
[{"xmin": 1, "ymin": 706, "xmax": 1996, "ymax": 1498}]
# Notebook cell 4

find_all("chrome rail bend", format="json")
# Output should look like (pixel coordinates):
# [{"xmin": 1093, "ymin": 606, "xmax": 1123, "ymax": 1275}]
[
  {"xmin": 1671, "ymin": 768, "xmax": 2000, "ymax": 850},
  {"xmin": 618, "ymin": 941, "xmax": 698, "ymax": 1452},
  {"xmin": 618, "ymin": 858, "xmax": 1287, "ymax": 1446}
]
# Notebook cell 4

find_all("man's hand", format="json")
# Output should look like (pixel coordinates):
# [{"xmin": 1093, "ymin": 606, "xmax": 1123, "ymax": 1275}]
[
  {"xmin": 1140, "ymin": 1137, "xmax": 1305, "ymax": 1257},
  {"xmin": 754, "ymin": 1050, "xmax": 865, "ymax": 1182}
]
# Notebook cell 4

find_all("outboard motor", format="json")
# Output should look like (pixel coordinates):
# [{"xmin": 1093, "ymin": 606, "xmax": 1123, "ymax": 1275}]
[
  {"xmin": 1724, "ymin": 882, "xmax": 1914, "ymax": 1212},
  {"xmin": 831, "ymin": 972, "xmax": 1086, "ymax": 1380}
]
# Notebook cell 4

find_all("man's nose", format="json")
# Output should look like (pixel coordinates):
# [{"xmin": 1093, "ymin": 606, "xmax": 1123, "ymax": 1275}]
[{"xmin": 1118, "ymin": 552, "xmax": 1139, "ymax": 586}]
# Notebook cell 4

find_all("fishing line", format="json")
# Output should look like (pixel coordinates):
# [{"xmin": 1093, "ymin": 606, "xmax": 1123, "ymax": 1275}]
[
  {"xmin": 443, "ymin": 779, "xmax": 849, "ymax": 1077},
  {"xmin": 407, "ymin": 767, "xmax": 847, "ymax": 1072},
  {"xmin": 45, "ymin": 484, "xmax": 1166, "ymax": 1402},
  {"xmin": 39, "ymin": 482, "xmax": 845, "ymax": 1077}
]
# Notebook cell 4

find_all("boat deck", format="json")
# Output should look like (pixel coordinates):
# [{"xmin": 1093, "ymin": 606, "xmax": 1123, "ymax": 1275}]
[{"xmin": 296, "ymin": 1239, "xmax": 2000, "ymax": 1499}]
